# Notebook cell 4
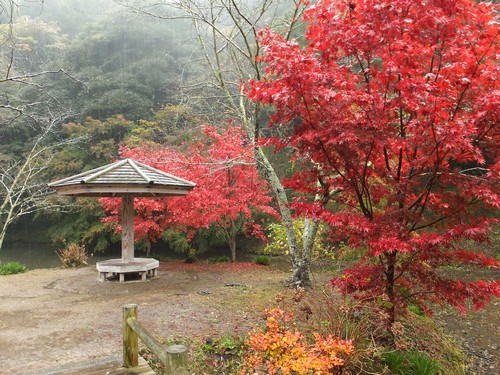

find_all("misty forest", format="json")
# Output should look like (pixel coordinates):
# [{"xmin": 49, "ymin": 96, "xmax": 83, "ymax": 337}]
[
  {"xmin": 0, "ymin": 0, "xmax": 499, "ymax": 374},
  {"xmin": 0, "ymin": 0, "xmax": 299, "ymax": 260}
]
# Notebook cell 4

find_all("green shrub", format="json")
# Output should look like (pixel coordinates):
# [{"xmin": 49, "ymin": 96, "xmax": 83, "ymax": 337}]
[
  {"xmin": 253, "ymin": 255, "xmax": 271, "ymax": 266},
  {"xmin": 264, "ymin": 220, "xmax": 334, "ymax": 259},
  {"xmin": 176, "ymin": 335, "xmax": 246, "ymax": 374},
  {"xmin": 162, "ymin": 229, "xmax": 196, "ymax": 257},
  {"xmin": 207, "ymin": 255, "xmax": 230, "ymax": 264},
  {"xmin": 56, "ymin": 242, "xmax": 88, "ymax": 267},
  {"xmin": 0, "ymin": 261, "xmax": 27, "ymax": 275},
  {"xmin": 383, "ymin": 351, "xmax": 407, "ymax": 374},
  {"xmin": 382, "ymin": 350, "xmax": 443, "ymax": 375},
  {"xmin": 407, "ymin": 351, "xmax": 442, "ymax": 375},
  {"xmin": 203, "ymin": 335, "xmax": 245, "ymax": 357},
  {"xmin": 408, "ymin": 304, "xmax": 425, "ymax": 316}
]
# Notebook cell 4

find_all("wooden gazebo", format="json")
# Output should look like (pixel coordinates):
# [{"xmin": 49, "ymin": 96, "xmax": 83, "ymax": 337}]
[{"xmin": 48, "ymin": 158, "xmax": 195, "ymax": 282}]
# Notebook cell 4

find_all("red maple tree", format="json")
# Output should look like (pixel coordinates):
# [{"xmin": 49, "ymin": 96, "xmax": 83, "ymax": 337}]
[
  {"xmin": 101, "ymin": 125, "xmax": 278, "ymax": 262},
  {"xmin": 246, "ymin": 0, "xmax": 499, "ymax": 326}
]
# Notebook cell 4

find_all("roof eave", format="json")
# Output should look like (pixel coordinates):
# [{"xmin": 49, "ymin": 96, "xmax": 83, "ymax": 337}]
[{"xmin": 51, "ymin": 183, "xmax": 194, "ymax": 197}]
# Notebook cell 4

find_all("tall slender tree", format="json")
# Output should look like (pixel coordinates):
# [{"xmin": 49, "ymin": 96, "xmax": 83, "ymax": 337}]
[{"xmin": 118, "ymin": 0, "xmax": 322, "ymax": 286}]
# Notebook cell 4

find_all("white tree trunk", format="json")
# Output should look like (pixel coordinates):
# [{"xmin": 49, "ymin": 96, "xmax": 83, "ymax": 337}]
[
  {"xmin": 253, "ymin": 145, "xmax": 302, "ymax": 283},
  {"xmin": 147, "ymin": 0, "xmax": 315, "ymax": 285}
]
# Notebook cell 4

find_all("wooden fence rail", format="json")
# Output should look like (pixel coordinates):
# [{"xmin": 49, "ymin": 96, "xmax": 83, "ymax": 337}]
[{"xmin": 123, "ymin": 304, "xmax": 189, "ymax": 375}]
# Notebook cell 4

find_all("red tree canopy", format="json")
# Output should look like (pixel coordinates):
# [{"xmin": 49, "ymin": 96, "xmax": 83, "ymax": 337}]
[
  {"xmin": 101, "ymin": 125, "xmax": 278, "ymax": 261},
  {"xmin": 246, "ymin": 0, "xmax": 499, "ymax": 322}
]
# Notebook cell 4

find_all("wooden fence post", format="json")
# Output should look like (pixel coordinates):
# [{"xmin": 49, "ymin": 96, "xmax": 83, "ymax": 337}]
[
  {"xmin": 123, "ymin": 304, "xmax": 139, "ymax": 367},
  {"xmin": 122, "ymin": 304, "xmax": 189, "ymax": 372},
  {"xmin": 166, "ymin": 344, "xmax": 189, "ymax": 375}
]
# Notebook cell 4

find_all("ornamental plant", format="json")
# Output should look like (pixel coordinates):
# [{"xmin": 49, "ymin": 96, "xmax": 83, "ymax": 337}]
[
  {"xmin": 240, "ymin": 307, "xmax": 354, "ymax": 375},
  {"xmin": 246, "ymin": 0, "xmax": 500, "ymax": 330},
  {"xmin": 101, "ymin": 125, "xmax": 278, "ymax": 262},
  {"xmin": 56, "ymin": 242, "xmax": 88, "ymax": 268},
  {"xmin": 264, "ymin": 220, "xmax": 334, "ymax": 259}
]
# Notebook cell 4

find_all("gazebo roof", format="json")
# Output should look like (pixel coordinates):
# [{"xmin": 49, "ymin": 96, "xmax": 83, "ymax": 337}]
[{"xmin": 48, "ymin": 158, "xmax": 195, "ymax": 197}]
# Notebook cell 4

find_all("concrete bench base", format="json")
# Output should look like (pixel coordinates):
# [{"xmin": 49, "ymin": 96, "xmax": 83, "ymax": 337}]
[{"xmin": 96, "ymin": 258, "xmax": 159, "ymax": 282}]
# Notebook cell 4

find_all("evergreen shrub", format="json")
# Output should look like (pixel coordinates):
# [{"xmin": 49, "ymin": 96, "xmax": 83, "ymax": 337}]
[
  {"xmin": 253, "ymin": 255, "xmax": 271, "ymax": 266},
  {"xmin": 0, "ymin": 261, "xmax": 27, "ymax": 275}
]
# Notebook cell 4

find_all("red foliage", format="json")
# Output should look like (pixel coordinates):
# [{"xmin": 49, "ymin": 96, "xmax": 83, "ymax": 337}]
[
  {"xmin": 246, "ymin": 0, "xmax": 499, "ymax": 324},
  {"xmin": 100, "ymin": 125, "xmax": 278, "ymax": 260}
]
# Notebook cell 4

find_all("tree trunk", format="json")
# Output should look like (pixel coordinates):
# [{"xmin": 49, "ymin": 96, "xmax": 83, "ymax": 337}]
[
  {"xmin": 253, "ymin": 146, "xmax": 303, "ymax": 283},
  {"xmin": 384, "ymin": 251, "xmax": 397, "ymax": 333},
  {"xmin": 289, "ymin": 218, "xmax": 321, "ymax": 287},
  {"xmin": 0, "ymin": 212, "xmax": 13, "ymax": 251},
  {"xmin": 0, "ymin": 226, "xmax": 6, "ymax": 251},
  {"xmin": 224, "ymin": 219, "xmax": 237, "ymax": 262},
  {"xmin": 229, "ymin": 234, "xmax": 237, "ymax": 263},
  {"xmin": 172, "ymin": 0, "xmax": 313, "ymax": 286}
]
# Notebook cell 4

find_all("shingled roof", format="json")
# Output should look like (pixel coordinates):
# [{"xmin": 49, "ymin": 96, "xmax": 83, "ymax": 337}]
[{"xmin": 48, "ymin": 158, "xmax": 195, "ymax": 197}]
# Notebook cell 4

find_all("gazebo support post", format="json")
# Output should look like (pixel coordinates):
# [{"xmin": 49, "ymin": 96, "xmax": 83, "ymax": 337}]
[{"xmin": 122, "ymin": 194, "xmax": 135, "ymax": 263}]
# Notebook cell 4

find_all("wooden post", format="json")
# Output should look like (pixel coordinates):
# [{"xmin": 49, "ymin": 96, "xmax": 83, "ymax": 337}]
[
  {"xmin": 121, "ymin": 194, "xmax": 134, "ymax": 263},
  {"xmin": 166, "ymin": 345, "xmax": 189, "ymax": 375},
  {"xmin": 123, "ymin": 304, "xmax": 139, "ymax": 367},
  {"xmin": 122, "ymin": 304, "xmax": 189, "ymax": 372}
]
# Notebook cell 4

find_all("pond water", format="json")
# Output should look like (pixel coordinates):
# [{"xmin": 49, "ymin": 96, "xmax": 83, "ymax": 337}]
[
  {"xmin": 0, "ymin": 244, "xmax": 120, "ymax": 270},
  {"xmin": 0, "ymin": 242, "xmax": 259, "ymax": 270}
]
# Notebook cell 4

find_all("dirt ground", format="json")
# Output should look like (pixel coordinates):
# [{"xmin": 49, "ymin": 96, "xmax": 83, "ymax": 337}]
[
  {"xmin": 0, "ymin": 261, "xmax": 498, "ymax": 375},
  {"xmin": 0, "ymin": 262, "xmax": 288, "ymax": 375}
]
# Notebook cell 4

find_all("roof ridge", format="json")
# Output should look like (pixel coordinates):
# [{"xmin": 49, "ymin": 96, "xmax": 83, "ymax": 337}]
[
  {"xmin": 133, "ymin": 160, "xmax": 196, "ymax": 187},
  {"xmin": 128, "ymin": 159, "xmax": 154, "ymax": 184},
  {"xmin": 47, "ymin": 162, "xmax": 112, "ymax": 187},
  {"xmin": 82, "ymin": 159, "xmax": 128, "ymax": 183}
]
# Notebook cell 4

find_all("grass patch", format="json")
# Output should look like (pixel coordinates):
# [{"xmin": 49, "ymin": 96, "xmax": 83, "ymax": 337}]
[
  {"xmin": 207, "ymin": 255, "xmax": 230, "ymax": 264},
  {"xmin": 252, "ymin": 255, "xmax": 271, "ymax": 266},
  {"xmin": 0, "ymin": 261, "xmax": 27, "ymax": 275},
  {"xmin": 388, "ymin": 313, "xmax": 465, "ymax": 374},
  {"xmin": 383, "ymin": 350, "xmax": 443, "ymax": 374}
]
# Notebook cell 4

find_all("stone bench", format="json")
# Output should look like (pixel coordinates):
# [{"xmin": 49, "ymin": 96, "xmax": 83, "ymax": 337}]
[{"xmin": 96, "ymin": 258, "xmax": 159, "ymax": 282}]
